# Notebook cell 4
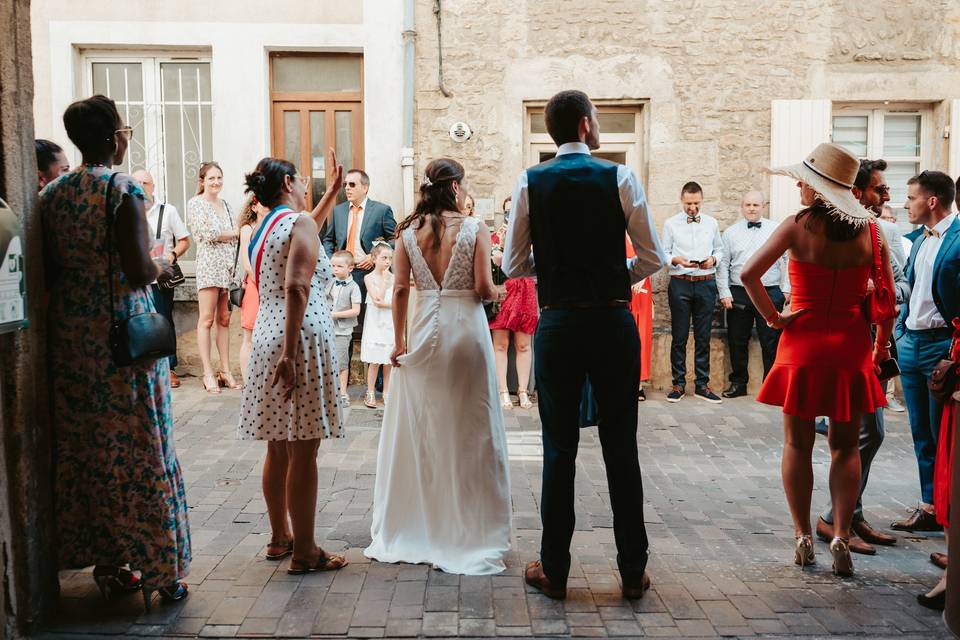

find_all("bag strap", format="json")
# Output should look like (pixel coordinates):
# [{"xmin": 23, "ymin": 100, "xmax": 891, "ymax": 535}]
[
  {"xmin": 869, "ymin": 221, "xmax": 881, "ymax": 273},
  {"xmin": 104, "ymin": 172, "xmax": 120, "ymax": 319},
  {"xmin": 156, "ymin": 203, "xmax": 165, "ymax": 240},
  {"xmin": 254, "ymin": 210, "xmax": 298, "ymax": 289}
]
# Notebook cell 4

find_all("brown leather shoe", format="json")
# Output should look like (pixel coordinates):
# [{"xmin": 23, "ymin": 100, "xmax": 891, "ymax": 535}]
[
  {"xmin": 891, "ymin": 506, "xmax": 943, "ymax": 532},
  {"xmin": 853, "ymin": 520, "xmax": 896, "ymax": 546},
  {"xmin": 524, "ymin": 560, "xmax": 566, "ymax": 599},
  {"xmin": 815, "ymin": 519, "xmax": 874, "ymax": 555},
  {"xmin": 622, "ymin": 571, "xmax": 651, "ymax": 599},
  {"xmin": 170, "ymin": 371, "xmax": 181, "ymax": 388},
  {"xmin": 931, "ymin": 552, "xmax": 948, "ymax": 570}
]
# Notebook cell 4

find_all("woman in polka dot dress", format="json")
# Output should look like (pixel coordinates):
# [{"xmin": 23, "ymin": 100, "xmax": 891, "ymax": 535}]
[{"xmin": 238, "ymin": 154, "xmax": 348, "ymax": 574}]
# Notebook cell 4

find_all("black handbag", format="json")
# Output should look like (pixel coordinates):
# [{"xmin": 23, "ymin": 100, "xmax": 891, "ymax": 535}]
[
  {"xmin": 154, "ymin": 205, "xmax": 185, "ymax": 290},
  {"xmin": 105, "ymin": 173, "xmax": 176, "ymax": 366},
  {"xmin": 228, "ymin": 236, "xmax": 245, "ymax": 309}
]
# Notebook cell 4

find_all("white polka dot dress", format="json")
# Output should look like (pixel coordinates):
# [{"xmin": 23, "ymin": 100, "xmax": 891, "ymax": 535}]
[{"xmin": 238, "ymin": 209, "xmax": 343, "ymax": 441}]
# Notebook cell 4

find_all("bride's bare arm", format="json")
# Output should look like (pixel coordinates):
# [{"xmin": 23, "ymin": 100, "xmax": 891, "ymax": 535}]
[
  {"xmin": 390, "ymin": 239, "xmax": 411, "ymax": 365},
  {"xmin": 474, "ymin": 224, "xmax": 497, "ymax": 301}
]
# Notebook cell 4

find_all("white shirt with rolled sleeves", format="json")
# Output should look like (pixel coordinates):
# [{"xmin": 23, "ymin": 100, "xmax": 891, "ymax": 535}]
[
  {"xmin": 906, "ymin": 212, "xmax": 957, "ymax": 330},
  {"xmin": 501, "ymin": 142, "xmax": 666, "ymax": 284},
  {"xmin": 661, "ymin": 211, "xmax": 723, "ymax": 277},
  {"xmin": 716, "ymin": 218, "xmax": 790, "ymax": 300},
  {"xmin": 146, "ymin": 200, "xmax": 190, "ymax": 286}
]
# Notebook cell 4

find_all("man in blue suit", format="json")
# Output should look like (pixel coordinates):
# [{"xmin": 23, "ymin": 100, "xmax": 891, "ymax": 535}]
[
  {"xmin": 891, "ymin": 170, "xmax": 960, "ymax": 532},
  {"xmin": 322, "ymin": 168, "xmax": 397, "ymax": 296}
]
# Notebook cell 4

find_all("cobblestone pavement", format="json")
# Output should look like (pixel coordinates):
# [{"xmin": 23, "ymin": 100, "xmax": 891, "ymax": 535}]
[{"xmin": 43, "ymin": 382, "xmax": 950, "ymax": 639}]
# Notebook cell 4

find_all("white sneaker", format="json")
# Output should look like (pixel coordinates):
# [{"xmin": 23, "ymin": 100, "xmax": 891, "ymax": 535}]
[{"xmin": 886, "ymin": 394, "xmax": 905, "ymax": 413}]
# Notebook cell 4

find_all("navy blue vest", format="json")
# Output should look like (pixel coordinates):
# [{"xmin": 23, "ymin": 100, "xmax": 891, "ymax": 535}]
[{"xmin": 526, "ymin": 153, "xmax": 630, "ymax": 307}]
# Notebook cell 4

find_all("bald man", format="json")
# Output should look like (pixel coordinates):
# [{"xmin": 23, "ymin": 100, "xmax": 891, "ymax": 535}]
[
  {"xmin": 716, "ymin": 191, "xmax": 790, "ymax": 398},
  {"xmin": 132, "ymin": 170, "xmax": 191, "ymax": 387}
]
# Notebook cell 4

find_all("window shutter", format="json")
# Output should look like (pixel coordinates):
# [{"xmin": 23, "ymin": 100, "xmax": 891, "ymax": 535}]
[
  {"xmin": 769, "ymin": 100, "xmax": 832, "ymax": 221},
  {"xmin": 949, "ymin": 99, "xmax": 960, "ymax": 181}
]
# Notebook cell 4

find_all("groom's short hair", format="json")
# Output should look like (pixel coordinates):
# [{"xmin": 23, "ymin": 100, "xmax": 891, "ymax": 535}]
[{"xmin": 544, "ymin": 90, "xmax": 593, "ymax": 146}]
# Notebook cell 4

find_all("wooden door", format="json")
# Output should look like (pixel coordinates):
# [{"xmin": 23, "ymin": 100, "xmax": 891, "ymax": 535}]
[{"xmin": 271, "ymin": 102, "xmax": 364, "ymax": 210}]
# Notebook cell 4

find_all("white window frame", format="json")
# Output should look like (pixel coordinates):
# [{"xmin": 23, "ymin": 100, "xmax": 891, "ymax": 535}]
[
  {"xmin": 81, "ymin": 50, "xmax": 213, "ymax": 275},
  {"xmin": 524, "ymin": 102, "xmax": 648, "ymax": 182},
  {"xmin": 831, "ymin": 103, "xmax": 933, "ymax": 210}
]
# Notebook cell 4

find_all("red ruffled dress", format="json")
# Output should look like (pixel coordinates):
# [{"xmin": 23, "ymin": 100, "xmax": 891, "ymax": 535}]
[
  {"xmin": 756, "ymin": 260, "xmax": 886, "ymax": 421},
  {"xmin": 625, "ymin": 236, "xmax": 653, "ymax": 381},
  {"xmin": 489, "ymin": 278, "xmax": 539, "ymax": 335},
  {"xmin": 933, "ymin": 318, "xmax": 960, "ymax": 528}
]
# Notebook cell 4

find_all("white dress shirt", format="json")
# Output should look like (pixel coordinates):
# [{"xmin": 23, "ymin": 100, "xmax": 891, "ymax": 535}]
[
  {"xmin": 661, "ymin": 211, "xmax": 723, "ymax": 276},
  {"xmin": 906, "ymin": 212, "xmax": 957, "ymax": 330},
  {"xmin": 146, "ymin": 200, "xmax": 190, "ymax": 256},
  {"xmin": 877, "ymin": 218, "xmax": 907, "ymax": 272},
  {"xmin": 716, "ymin": 218, "xmax": 789, "ymax": 299},
  {"xmin": 502, "ymin": 142, "xmax": 666, "ymax": 283}
]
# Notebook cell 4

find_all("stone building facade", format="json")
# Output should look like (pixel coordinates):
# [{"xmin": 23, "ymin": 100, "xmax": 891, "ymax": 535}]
[{"xmin": 412, "ymin": 0, "xmax": 960, "ymax": 390}]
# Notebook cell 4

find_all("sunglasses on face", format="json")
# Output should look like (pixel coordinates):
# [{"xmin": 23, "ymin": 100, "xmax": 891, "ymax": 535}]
[
  {"xmin": 873, "ymin": 185, "xmax": 890, "ymax": 195},
  {"xmin": 345, "ymin": 181, "xmax": 360, "ymax": 188}
]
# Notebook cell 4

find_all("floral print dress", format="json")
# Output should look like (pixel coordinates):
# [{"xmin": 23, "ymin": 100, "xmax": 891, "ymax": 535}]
[
  {"xmin": 40, "ymin": 165, "xmax": 191, "ymax": 588},
  {"xmin": 188, "ymin": 195, "xmax": 237, "ymax": 290}
]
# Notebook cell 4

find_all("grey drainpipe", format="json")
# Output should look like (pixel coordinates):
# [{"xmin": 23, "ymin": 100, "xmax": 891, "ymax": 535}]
[{"xmin": 401, "ymin": 0, "xmax": 416, "ymax": 218}]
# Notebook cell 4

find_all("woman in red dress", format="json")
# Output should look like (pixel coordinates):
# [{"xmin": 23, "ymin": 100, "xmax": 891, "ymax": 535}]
[
  {"xmin": 923, "ymin": 317, "xmax": 960, "ymax": 610},
  {"xmin": 490, "ymin": 197, "xmax": 538, "ymax": 409},
  {"xmin": 741, "ymin": 143, "xmax": 894, "ymax": 578},
  {"xmin": 625, "ymin": 235, "xmax": 653, "ymax": 399}
]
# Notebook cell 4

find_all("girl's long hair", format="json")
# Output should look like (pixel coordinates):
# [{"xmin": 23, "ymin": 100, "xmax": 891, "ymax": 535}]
[
  {"xmin": 238, "ymin": 194, "xmax": 260, "ymax": 229},
  {"xmin": 395, "ymin": 158, "xmax": 465, "ymax": 247},
  {"xmin": 794, "ymin": 196, "xmax": 861, "ymax": 243}
]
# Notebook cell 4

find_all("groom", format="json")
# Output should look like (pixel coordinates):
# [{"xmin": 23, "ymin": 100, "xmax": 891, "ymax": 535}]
[{"xmin": 503, "ymin": 90, "xmax": 666, "ymax": 599}]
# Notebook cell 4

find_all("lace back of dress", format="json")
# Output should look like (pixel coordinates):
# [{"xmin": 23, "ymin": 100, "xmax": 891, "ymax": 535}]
[
  {"xmin": 442, "ymin": 217, "xmax": 478, "ymax": 290},
  {"xmin": 403, "ymin": 227, "xmax": 439, "ymax": 290},
  {"xmin": 403, "ymin": 217, "xmax": 479, "ymax": 291}
]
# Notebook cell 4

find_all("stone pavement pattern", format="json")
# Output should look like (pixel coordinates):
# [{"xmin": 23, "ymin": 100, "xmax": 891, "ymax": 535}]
[{"xmin": 42, "ymin": 382, "xmax": 950, "ymax": 639}]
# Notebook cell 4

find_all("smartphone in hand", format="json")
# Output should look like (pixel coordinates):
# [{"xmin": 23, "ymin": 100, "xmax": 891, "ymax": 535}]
[{"xmin": 876, "ymin": 358, "xmax": 900, "ymax": 382}]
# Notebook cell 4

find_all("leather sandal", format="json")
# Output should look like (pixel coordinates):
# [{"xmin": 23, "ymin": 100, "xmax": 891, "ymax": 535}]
[
  {"xmin": 265, "ymin": 538, "xmax": 293, "ymax": 561},
  {"xmin": 287, "ymin": 551, "xmax": 348, "ymax": 575}
]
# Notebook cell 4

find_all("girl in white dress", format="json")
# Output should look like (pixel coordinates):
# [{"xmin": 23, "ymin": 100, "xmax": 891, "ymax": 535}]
[
  {"xmin": 361, "ymin": 241, "xmax": 395, "ymax": 407},
  {"xmin": 364, "ymin": 158, "xmax": 512, "ymax": 575},
  {"xmin": 238, "ymin": 153, "xmax": 349, "ymax": 574}
]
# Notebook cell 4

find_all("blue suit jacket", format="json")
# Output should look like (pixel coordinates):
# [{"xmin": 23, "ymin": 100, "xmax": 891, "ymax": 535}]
[
  {"xmin": 897, "ymin": 216, "xmax": 960, "ymax": 337},
  {"xmin": 321, "ymin": 199, "xmax": 397, "ymax": 260}
]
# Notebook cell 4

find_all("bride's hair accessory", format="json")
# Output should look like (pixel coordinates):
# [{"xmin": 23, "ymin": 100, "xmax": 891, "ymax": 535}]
[{"xmin": 422, "ymin": 174, "xmax": 433, "ymax": 187}]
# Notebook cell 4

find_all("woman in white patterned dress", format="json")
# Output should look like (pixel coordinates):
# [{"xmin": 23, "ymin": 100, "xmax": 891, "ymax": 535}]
[
  {"xmin": 365, "ymin": 159, "xmax": 512, "ymax": 575},
  {"xmin": 238, "ymin": 155, "xmax": 348, "ymax": 574},
  {"xmin": 187, "ymin": 161, "xmax": 241, "ymax": 393}
]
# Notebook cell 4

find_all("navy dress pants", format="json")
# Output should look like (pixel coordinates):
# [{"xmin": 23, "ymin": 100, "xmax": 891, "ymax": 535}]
[{"xmin": 534, "ymin": 307, "xmax": 648, "ymax": 584}]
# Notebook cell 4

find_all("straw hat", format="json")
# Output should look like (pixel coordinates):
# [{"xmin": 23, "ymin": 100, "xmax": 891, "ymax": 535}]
[{"xmin": 767, "ymin": 143, "xmax": 874, "ymax": 224}]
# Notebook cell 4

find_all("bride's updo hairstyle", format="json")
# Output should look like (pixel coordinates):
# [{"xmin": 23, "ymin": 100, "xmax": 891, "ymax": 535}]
[
  {"xmin": 244, "ymin": 157, "xmax": 297, "ymax": 209},
  {"xmin": 395, "ymin": 158, "xmax": 465, "ymax": 247}
]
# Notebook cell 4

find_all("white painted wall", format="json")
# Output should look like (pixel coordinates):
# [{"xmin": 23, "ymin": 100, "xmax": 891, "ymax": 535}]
[{"xmin": 34, "ymin": 0, "xmax": 406, "ymax": 213}]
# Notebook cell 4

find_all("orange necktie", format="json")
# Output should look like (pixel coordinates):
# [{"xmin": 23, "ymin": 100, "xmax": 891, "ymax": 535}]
[{"xmin": 346, "ymin": 204, "xmax": 360, "ymax": 256}]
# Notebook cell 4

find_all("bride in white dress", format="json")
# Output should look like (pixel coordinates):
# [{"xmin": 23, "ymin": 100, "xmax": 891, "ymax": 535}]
[{"xmin": 364, "ymin": 158, "xmax": 512, "ymax": 575}]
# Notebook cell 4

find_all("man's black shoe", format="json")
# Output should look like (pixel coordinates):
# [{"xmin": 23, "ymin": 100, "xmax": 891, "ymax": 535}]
[
  {"xmin": 695, "ymin": 387, "xmax": 723, "ymax": 404},
  {"xmin": 722, "ymin": 384, "xmax": 747, "ymax": 398}
]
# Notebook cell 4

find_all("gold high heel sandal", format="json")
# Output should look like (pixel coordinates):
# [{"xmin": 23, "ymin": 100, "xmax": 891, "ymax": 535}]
[
  {"xmin": 794, "ymin": 534, "xmax": 815, "ymax": 568},
  {"xmin": 830, "ymin": 537, "xmax": 854, "ymax": 577},
  {"xmin": 217, "ymin": 371, "xmax": 243, "ymax": 390},
  {"xmin": 518, "ymin": 391, "xmax": 533, "ymax": 409},
  {"xmin": 202, "ymin": 374, "xmax": 221, "ymax": 394}
]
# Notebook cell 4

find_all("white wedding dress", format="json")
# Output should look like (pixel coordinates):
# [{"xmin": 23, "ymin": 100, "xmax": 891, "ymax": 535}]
[{"xmin": 364, "ymin": 216, "xmax": 512, "ymax": 575}]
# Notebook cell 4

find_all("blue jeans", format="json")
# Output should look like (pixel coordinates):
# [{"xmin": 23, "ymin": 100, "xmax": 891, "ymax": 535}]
[
  {"xmin": 897, "ymin": 328, "xmax": 952, "ymax": 505},
  {"xmin": 534, "ymin": 308, "xmax": 648, "ymax": 583},
  {"xmin": 151, "ymin": 284, "xmax": 177, "ymax": 370}
]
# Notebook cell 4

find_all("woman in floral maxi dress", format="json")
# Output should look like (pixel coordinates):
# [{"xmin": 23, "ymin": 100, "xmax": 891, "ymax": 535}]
[{"xmin": 39, "ymin": 95, "xmax": 190, "ymax": 610}]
